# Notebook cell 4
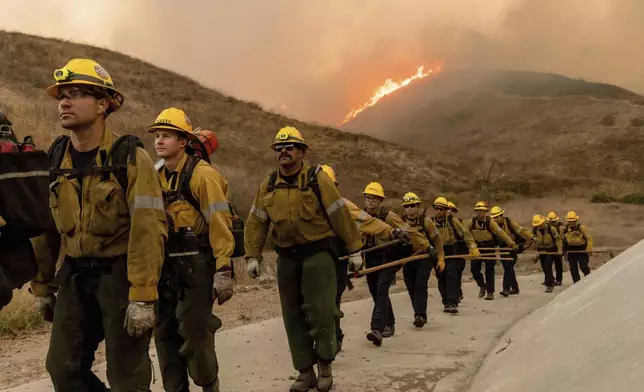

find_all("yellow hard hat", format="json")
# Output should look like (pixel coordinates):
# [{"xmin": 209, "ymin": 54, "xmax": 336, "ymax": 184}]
[
  {"xmin": 474, "ymin": 201, "xmax": 489, "ymax": 212},
  {"xmin": 447, "ymin": 201, "xmax": 457, "ymax": 211},
  {"xmin": 46, "ymin": 58, "xmax": 124, "ymax": 114},
  {"xmin": 364, "ymin": 182, "xmax": 385, "ymax": 198},
  {"xmin": 565, "ymin": 211, "xmax": 579, "ymax": 222},
  {"xmin": 433, "ymin": 196, "xmax": 449, "ymax": 209},
  {"xmin": 147, "ymin": 108, "xmax": 194, "ymax": 137},
  {"xmin": 490, "ymin": 206, "xmax": 505, "ymax": 218},
  {"xmin": 271, "ymin": 126, "xmax": 307, "ymax": 148},
  {"xmin": 402, "ymin": 192, "xmax": 422, "ymax": 206},
  {"xmin": 546, "ymin": 211, "xmax": 559, "ymax": 222},
  {"xmin": 532, "ymin": 214, "xmax": 546, "ymax": 227},
  {"xmin": 320, "ymin": 164, "xmax": 337, "ymax": 184}
]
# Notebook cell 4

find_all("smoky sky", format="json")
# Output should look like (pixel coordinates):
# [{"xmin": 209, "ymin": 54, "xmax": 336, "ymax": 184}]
[{"xmin": 0, "ymin": 0, "xmax": 642, "ymax": 125}]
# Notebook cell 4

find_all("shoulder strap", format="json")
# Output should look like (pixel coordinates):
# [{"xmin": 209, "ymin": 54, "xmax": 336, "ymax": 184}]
[
  {"xmin": 378, "ymin": 207, "xmax": 390, "ymax": 222},
  {"xmin": 448, "ymin": 215, "xmax": 464, "ymax": 241},
  {"xmin": 47, "ymin": 135, "xmax": 71, "ymax": 182},
  {"xmin": 305, "ymin": 165, "xmax": 333, "ymax": 226},
  {"xmin": 178, "ymin": 155, "xmax": 202, "ymax": 213},
  {"xmin": 107, "ymin": 135, "xmax": 143, "ymax": 190},
  {"xmin": 505, "ymin": 217, "xmax": 519, "ymax": 237},
  {"xmin": 267, "ymin": 170, "xmax": 279, "ymax": 193}
]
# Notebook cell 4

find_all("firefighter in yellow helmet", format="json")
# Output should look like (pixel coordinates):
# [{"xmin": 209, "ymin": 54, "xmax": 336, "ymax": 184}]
[
  {"xmin": 431, "ymin": 196, "xmax": 478, "ymax": 313},
  {"xmin": 448, "ymin": 201, "xmax": 459, "ymax": 218},
  {"xmin": 563, "ymin": 211, "xmax": 593, "ymax": 283},
  {"xmin": 491, "ymin": 206, "xmax": 533, "ymax": 296},
  {"xmin": 148, "ymin": 108, "xmax": 234, "ymax": 392},
  {"xmin": 244, "ymin": 127, "xmax": 362, "ymax": 392},
  {"xmin": 30, "ymin": 59, "xmax": 168, "ymax": 391},
  {"xmin": 320, "ymin": 165, "xmax": 408, "ymax": 351},
  {"xmin": 361, "ymin": 182, "xmax": 429, "ymax": 346},
  {"xmin": 531, "ymin": 214, "xmax": 563, "ymax": 293},
  {"xmin": 546, "ymin": 211, "xmax": 565, "ymax": 286},
  {"xmin": 400, "ymin": 192, "xmax": 445, "ymax": 328},
  {"xmin": 465, "ymin": 202, "xmax": 516, "ymax": 300}
]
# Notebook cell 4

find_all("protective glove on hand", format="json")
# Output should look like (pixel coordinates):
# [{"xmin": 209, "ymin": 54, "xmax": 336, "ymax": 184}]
[
  {"xmin": 246, "ymin": 258, "xmax": 261, "ymax": 279},
  {"xmin": 436, "ymin": 258, "xmax": 446, "ymax": 273},
  {"xmin": 348, "ymin": 252, "xmax": 363, "ymax": 273},
  {"xmin": 469, "ymin": 248, "xmax": 481, "ymax": 259},
  {"xmin": 427, "ymin": 246, "xmax": 438, "ymax": 260},
  {"xmin": 213, "ymin": 269, "xmax": 234, "ymax": 305},
  {"xmin": 124, "ymin": 301, "xmax": 155, "ymax": 338},
  {"xmin": 390, "ymin": 228, "xmax": 410, "ymax": 244},
  {"xmin": 36, "ymin": 294, "xmax": 56, "ymax": 322}
]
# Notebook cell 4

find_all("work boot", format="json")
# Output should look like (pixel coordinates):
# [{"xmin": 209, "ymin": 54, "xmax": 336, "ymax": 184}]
[
  {"xmin": 555, "ymin": 280, "xmax": 562, "ymax": 286},
  {"xmin": 367, "ymin": 330, "xmax": 383, "ymax": 346},
  {"xmin": 316, "ymin": 362, "xmax": 333, "ymax": 392},
  {"xmin": 545, "ymin": 286, "xmax": 554, "ymax": 293},
  {"xmin": 443, "ymin": 305, "xmax": 451, "ymax": 313},
  {"xmin": 202, "ymin": 377, "xmax": 219, "ymax": 392},
  {"xmin": 500, "ymin": 290, "xmax": 510, "ymax": 297},
  {"xmin": 382, "ymin": 325, "xmax": 395, "ymax": 337},
  {"xmin": 290, "ymin": 369, "xmax": 317, "ymax": 392},
  {"xmin": 414, "ymin": 315, "xmax": 426, "ymax": 328},
  {"xmin": 449, "ymin": 305, "xmax": 459, "ymax": 314},
  {"xmin": 478, "ymin": 287, "xmax": 486, "ymax": 298},
  {"xmin": 509, "ymin": 288, "xmax": 520, "ymax": 295},
  {"xmin": 485, "ymin": 293, "xmax": 494, "ymax": 300}
]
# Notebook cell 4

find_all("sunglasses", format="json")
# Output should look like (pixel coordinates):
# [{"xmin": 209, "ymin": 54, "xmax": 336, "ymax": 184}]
[
  {"xmin": 274, "ymin": 144, "xmax": 295, "ymax": 153},
  {"xmin": 403, "ymin": 204, "xmax": 420, "ymax": 209}
]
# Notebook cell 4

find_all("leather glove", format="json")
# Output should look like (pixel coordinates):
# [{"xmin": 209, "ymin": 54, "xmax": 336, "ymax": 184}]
[
  {"xmin": 511, "ymin": 243, "xmax": 519, "ymax": 251},
  {"xmin": 348, "ymin": 252, "xmax": 363, "ymax": 273},
  {"xmin": 246, "ymin": 258, "xmax": 261, "ymax": 279},
  {"xmin": 427, "ymin": 246, "xmax": 438, "ymax": 260},
  {"xmin": 124, "ymin": 301, "xmax": 155, "ymax": 338},
  {"xmin": 518, "ymin": 243, "xmax": 525, "ymax": 253},
  {"xmin": 213, "ymin": 269, "xmax": 234, "ymax": 305},
  {"xmin": 390, "ymin": 228, "xmax": 410, "ymax": 244},
  {"xmin": 469, "ymin": 248, "xmax": 481, "ymax": 259},
  {"xmin": 36, "ymin": 294, "xmax": 57, "ymax": 322},
  {"xmin": 436, "ymin": 257, "xmax": 446, "ymax": 273},
  {"xmin": 557, "ymin": 251, "xmax": 563, "ymax": 256}
]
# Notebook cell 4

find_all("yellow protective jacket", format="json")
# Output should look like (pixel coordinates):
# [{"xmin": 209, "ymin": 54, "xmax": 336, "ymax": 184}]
[
  {"xmin": 362, "ymin": 207, "xmax": 429, "ymax": 252},
  {"xmin": 497, "ymin": 217, "xmax": 533, "ymax": 242},
  {"xmin": 549, "ymin": 221, "xmax": 565, "ymax": 239},
  {"xmin": 244, "ymin": 163, "xmax": 362, "ymax": 260},
  {"xmin": 159, "ymin": 153, "xmax": 234, "ymax": 270},
  {"xmin": 31, "ymin": 129, "xmax": 168, "ymax": 301},
  {"xmin": 464, "ymin": 217, "xmax": 515, "ymax": 246},
  {"xmin": 432, "ymin": 215, "xmax": 477, "ymax": 250},
  {"xmin": 533, "ymin": 225, "xmax": 562, "ymax": 252},
  {"xmin": 344, "ymin": 198, "xmax": 393, "ymax": 241},
  {"xmin": 564, "ymin": 223, "xmax": 593, "ymax": 250},
  {"xmin": 402, "ymin": 213, "xmax": 445, "ymax": 261}
]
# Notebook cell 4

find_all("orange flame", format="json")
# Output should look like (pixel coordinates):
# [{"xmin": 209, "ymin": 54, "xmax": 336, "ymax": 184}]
[{"xmin": 341, "ymin": 61, "xmax": 445, "ymax": 125}]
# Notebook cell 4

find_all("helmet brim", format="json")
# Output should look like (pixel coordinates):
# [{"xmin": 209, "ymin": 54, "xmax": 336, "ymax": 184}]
[{"xmin": 46, "ymin": 81, "xmax": 124, "ymax": 112}]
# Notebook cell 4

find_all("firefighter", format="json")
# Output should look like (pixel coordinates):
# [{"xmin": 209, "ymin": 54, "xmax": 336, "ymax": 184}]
[
  {"xmin": 244, "ymin": 127, "xmax": 362, "ymax": 392},
  {"xmin": 448, "ymin": 201, "xmax": 459, "ymax": 218},
  {"xmin": 400, "ymin": 192, "xmax": 445, "ymax": 328},
  {"xmin": 431, "ymin": 197, "xmax": 478, "ymax": 313},
  {"xmin": 360, "ymin": 182, "xmax": 428, "ymax": 346},
  {"xmin": 491, "ymin": 206, "xmax": 533, "ymax": 296},
  {"xmin": 563, "ymin": 211, "xmax": 593, "ymax": 283},
  {"xmin": 319, "ymin": 165, "xmax": 408, "ymax": 351},
  {"xmin": 447, "ymin": 201, "xmax": 465, "ymax": 299},
  {"xmin": 546, "ymin": 211, "xmax": 565, "ymax": 286},
  {"xmin": 30, "ymin": 59, "xmax": 168, "ymax": 391},
  {"xmin": 465, "ymin": 202, "xmax": 516, "ymax": 300},
  {"xmin": 149, "ymin": 108, "xmax": 234, "ymax": 392},
  {"xmin": 531, "ymin": 214, "xmax": 563, "ymax": 293}
]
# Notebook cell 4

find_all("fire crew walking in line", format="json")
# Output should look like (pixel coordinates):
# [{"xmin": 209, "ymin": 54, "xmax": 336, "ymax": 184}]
[
  {"xmin": 244, "ymin": 127, "xmax": 363, "ymax": 392},
  {"xmin": 491, "ymin": 206, "xmax": 533, "ymax": 296},
  {"xmin": 319, "ymin": 164, "xmax": 408, "ymax": 351},
  {"xmin": 563, "ymin": 211, "xmax": 593, "ymax": 283},
  {"xmin": 149, "ymin": 108, "xmax": 234, "ymax": 392},
  {"xmin": 465, "ymin": 202, "xmax": 516, "ymax": 300},
  {"xmin": 546, "ymin": 211, "xmax": 565, "ymax": 286},
  {"xmin": 361, "ymin": 182, "xmax": 428, "ymax": 346},
  {"xmin": 30, "ymin": 59, "xmax": 168, "ymax": 391},
  {"xmin": 431, "ymin": 197, "xmax": 479, "ymax": 313},
  {"xmin": 532, "ymin": 214, "xmax": 563, "ymax": 293},
  {"xmin": 400, "ymin": 192, "xmax": 445, "ymax": 328}
]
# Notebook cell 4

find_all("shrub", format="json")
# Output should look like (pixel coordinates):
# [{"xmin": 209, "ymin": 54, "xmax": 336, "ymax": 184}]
[
  {"xmin": 599, "ymin": 114, "xmax": 616, "ymax": 127},
  {"xmin": 622, "ymin": 193, "xmax": 644, "ymax": 205},
  {"xmin": 0, "ymin": 288, "xmax": 45, "ymax": 337},
  {"xmin": 590, "ymin": 192, "xmax": 617, "ymax": 203}
]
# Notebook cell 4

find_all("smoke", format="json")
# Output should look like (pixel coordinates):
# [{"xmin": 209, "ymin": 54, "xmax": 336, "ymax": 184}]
[{"xmin": 0, "ymin": 0, "xmax": 642, "ymax": 125}]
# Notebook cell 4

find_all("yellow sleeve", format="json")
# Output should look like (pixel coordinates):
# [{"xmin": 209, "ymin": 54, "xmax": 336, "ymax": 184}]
[
  {"xmin": 385, "ymin": 211, "xmax": 429, "ymax": 251},
  {"xmin": 490, "ymin": 219, "xmax": 515, "ymax": 246},
  {"xmin": 581, "ymin": 225, "xmax": 593, "ymax": 250},
  {"xmin": 191, "ymin": 163, "xmax": 234, "ymax": 270},
  {"xmin": 316, "ymin": 170, "xmax": 362, "ymax": 253},
  {"xmin": 244, "ymin": 180, "xmax": 271, "ymax": 261},
  {"xmin": 345, "ymin": 198, "xmax": 393, "ymax": 241},
  {"xmin": 512, "ymin": 220, "xmax": 532, "ymax": 240},
  {"xmin": 125, "ymin": 147, "xmax": 168, "ymax": 302},
  {"xmin": 424, "ymin": 217, "xmax": 445, "ymax": 261},
  {"xmin": 454, "ymin": 218, "xmax": 477, "ymax": 250},
  {"xmin": 29, "ymin": 230, "xmax": 61, "ymax": 297}
]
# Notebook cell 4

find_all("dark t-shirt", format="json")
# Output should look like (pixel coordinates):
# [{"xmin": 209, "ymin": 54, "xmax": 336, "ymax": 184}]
[
  {"xmin": 279, "ymin": 168, "xmax": 302, "ymax": 186},
  {"xmin": 69, "ymin": 144, "xmax": 98, "ymax": 193}
]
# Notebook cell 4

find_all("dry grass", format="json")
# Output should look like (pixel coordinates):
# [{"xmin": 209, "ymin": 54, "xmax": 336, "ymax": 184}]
[{"xmin": 0, "ymin": 288, "xmax": 45, "ymax": 337}]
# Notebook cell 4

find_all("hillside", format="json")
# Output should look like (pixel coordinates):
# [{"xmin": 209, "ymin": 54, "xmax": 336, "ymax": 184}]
[
  {"xmin": 342, "ymin": 70, "xmax": 644, "ymax": 198},
  {"xmin": 0, "ymin": 31, "xmax": 469, "ymax": 213}
]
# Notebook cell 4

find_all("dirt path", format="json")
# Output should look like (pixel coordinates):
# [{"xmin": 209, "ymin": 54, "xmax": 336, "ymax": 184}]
[{"xmin": 3, "ymin": 275, "xmax": 563, "ymax": 392}]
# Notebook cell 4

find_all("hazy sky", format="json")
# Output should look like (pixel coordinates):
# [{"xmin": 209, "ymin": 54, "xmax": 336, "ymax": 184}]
[{"xmin": 1, "ymin": 0, "xmax": 642, "ymax": 125}]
